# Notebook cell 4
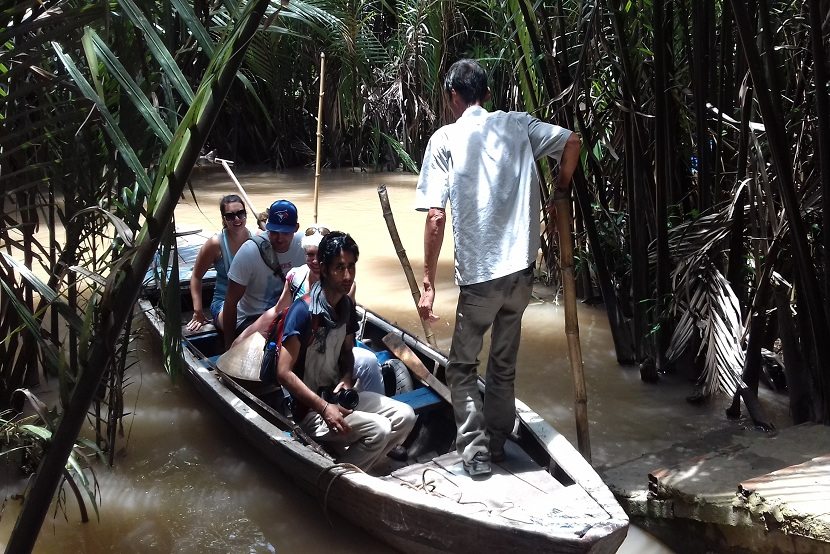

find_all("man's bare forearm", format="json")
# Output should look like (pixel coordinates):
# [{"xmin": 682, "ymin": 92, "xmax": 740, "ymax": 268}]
[{"xmin": 422, "ymin": 208, "xmax": 446, "ymax": 289}]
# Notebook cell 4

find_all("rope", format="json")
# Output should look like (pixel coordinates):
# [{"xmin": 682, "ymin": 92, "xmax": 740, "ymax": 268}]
[{"xmin": 317, "ymin": 462, "xmax": 363, "ymax": 526}]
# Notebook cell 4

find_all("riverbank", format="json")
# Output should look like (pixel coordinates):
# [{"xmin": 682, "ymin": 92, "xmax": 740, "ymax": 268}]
[{"xmin": 529, "ymin": 280, "xmax": 827, "ymax": 554}]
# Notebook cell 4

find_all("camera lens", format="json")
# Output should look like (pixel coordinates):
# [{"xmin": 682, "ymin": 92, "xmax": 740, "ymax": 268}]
[{"xmin": 336, "ymin": 389, "xmax": 359, "ymax": 410}]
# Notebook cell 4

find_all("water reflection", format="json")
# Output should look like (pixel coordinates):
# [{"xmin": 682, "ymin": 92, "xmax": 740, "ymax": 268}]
[{"xmin": 2, "ymin": 167, "xmax": 789, "ymax": 552}]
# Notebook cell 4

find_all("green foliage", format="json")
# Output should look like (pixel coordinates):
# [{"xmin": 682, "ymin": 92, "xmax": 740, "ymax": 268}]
[{"xmin": 1, "ymin": 390, "xmax": 102, "ymax": 522}]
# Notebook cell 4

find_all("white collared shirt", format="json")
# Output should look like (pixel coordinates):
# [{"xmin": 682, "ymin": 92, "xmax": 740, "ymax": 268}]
[{"xmin": 415, "ymin": 106, "xmax": 572, "ymax": 285}]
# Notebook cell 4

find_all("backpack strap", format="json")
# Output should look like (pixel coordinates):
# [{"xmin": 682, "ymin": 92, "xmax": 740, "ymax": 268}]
[
  {"xmin": 250, "ymin": 235, "xmax": 286, "ymax": 282},
  {"xmin": 265, "ymin": 293, "xmax": 315, "ymax": 350},
  {"xmin": 290, "ymin": 271, "xmax": 308, "ymax": 301},
  {"xmin": 262, "ymin": 293, "xmax": 319, "ymax": 385}
]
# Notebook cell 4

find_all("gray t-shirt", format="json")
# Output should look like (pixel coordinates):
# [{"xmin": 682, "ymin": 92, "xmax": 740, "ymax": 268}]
[
  {"xmin": 415, "ymin": 107, "xmax": 571, "ymax": 285},
  {"xmin": 226, "ymin": 231, "xmax": 305, "ymax": 323}
]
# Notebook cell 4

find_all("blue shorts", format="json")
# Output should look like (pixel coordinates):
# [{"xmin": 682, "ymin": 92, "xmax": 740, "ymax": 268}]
[{"xmin": 210, "ymin": 299, "xmax": 224, "ymax": 325}]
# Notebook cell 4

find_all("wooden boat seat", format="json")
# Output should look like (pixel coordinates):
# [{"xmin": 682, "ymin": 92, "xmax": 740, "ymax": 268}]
[{"xmin": 393, "ymin": 387, "xmax": 443, "ymax": 414}]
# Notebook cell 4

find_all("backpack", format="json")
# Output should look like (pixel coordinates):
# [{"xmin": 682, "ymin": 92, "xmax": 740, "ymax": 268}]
[{"xmin": 258, "ymin": 293, "xmax": 320, "ymax": 383}]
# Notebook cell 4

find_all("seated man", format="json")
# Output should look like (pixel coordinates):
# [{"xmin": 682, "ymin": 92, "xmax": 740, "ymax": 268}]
[
  {"xmin": 232, "ymin": 223, "xmax": 385, "ymax": 395},
  {"xmin": 221, "ymin": 199, "xmax": 306, "ymax": 350},
  {"xmin": 276, "ymin": 231, "xmax": 416, "ymax": 470}
]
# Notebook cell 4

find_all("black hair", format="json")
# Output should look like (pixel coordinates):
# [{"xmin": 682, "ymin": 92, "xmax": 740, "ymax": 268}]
[
  {"xmin": 219, "ymin": 194, "xmax": 244, "ymax": 214},
  {"xmin": 317, "ymin": 231, "xmax": 359, "ymax": 272},
  {"xmin": 443, "ymin": 59, "xmax": 488, "ymax": 104}
]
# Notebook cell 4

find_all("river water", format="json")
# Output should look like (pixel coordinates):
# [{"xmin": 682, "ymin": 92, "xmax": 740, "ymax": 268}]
[{"xmin": 1, "ymin": 168, "xmax": 789, "ymax": 552}]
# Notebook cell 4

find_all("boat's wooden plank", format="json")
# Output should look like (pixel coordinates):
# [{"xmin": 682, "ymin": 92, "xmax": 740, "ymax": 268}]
[
  {"xmin": 382, "ymin": 332, "xmax": 452, "ymax": 403},
  {"xmin": 497, "ymin": 439, "xmax": 565, "ymax": 495},
  {"xmin": 385, "ymin": 443, "xmax": 564, "ymax": 504},
  {"xmin": 383, "ymin": 450, "xmax": 609, "ymax": 532},
  {"xmin": 515, "ymin": 400, "xmax": 629, "ymax": 524},
  {"xmin": 393, "ymin": 387, "xmax": 443, "ymax": 414}
]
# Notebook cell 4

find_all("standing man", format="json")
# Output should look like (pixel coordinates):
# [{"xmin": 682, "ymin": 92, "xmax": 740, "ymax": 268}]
[
  {"xmin": 221, "ymin": 199, "xmax": 306, "ymax": 349},
  {"xmin": 416, "ymin": 59, "xmax": 580, "ymax": 476},
  {"xmin": 276, "ymin": 232, "xmax": 416, "ymax": 470}
]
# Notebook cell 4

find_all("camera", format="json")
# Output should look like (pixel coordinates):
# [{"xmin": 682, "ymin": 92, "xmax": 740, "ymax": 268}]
[{"xmin": 321, "ymin": 388, "xmax": 359, "ymax": 410}]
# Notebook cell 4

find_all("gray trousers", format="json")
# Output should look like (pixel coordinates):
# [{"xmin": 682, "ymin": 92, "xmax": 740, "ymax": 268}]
[
  {"xmin": 447, "ymin": 265, "xmax": 534, "ymax": 463},
  {"xmin": 300, "ymin": 391, "xmax": 416, "ymax": 471}
]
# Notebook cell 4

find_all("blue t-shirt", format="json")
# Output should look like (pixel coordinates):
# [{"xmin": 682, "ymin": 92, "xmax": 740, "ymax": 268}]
[{"xmin": 281, "ymin": 287, "xmax": 359, "ymax": 385}]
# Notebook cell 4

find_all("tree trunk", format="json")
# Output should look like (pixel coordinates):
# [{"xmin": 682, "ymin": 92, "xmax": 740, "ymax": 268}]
[
  {"xmin": 654, "ymin": 0, "xmax": 672, "ymax": 371},
  {"xmin": 774, "ymin": 281, "xmax": 813, "ymax": 424},
  {"xmin": 730, "ymin": 0, "xmax": 830, "ymax": 422},
  {"xmin": 573, "ymin": 172, "xmax": 636, "ymax": 364},
  {"xmin": 807, "ymin": 0, "xmax": 830, "ymax": 323},
  {"xmin": 692, "ymin": 0, "xmax": 714, "ymax": 210}
]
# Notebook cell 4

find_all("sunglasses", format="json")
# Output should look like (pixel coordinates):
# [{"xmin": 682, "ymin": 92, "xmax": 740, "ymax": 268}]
[
  {"xmin": 305, "ymin": 226, "xmax": 330, "ymax": 236},
  {"xmin": 223, "ymin": 209, "xmax": 247, "ymax": 221}
]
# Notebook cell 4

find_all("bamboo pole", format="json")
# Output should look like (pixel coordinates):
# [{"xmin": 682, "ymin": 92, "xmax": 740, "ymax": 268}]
[
  {"xmin": 377, "ymin": 184, "xmax": 438, "ymax": 348},
  {"xmin": 216, "ymin": 157, "xmax": 257, "ymax": 216},
  {"xmin": 313, "ymin": 52, "xmax": 326, "ymax": 223},
  {"xmin": 554, "ymin": 193, "xmax": 591, "ymax": 463}
]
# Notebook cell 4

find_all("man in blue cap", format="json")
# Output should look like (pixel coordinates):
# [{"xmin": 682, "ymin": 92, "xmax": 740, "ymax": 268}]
[{"xmin": 221, "ymin": 199, "xmax": 306, "ymax": 350}]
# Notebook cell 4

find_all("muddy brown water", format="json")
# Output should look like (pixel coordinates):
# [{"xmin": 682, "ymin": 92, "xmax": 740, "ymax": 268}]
[{"xmin": 1, "ymin": 167, "xmax": 789, "ymax": 552}]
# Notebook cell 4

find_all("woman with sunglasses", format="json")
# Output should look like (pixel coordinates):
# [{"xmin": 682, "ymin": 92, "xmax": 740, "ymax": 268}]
[{"xmin": 187, "ymin": 194, "xmax": 252, "ymax": 332}]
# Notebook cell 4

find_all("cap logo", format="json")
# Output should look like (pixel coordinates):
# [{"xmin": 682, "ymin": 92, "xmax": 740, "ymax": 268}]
[{"xmin": 274, "ymin": 210, "xmax": 289, "ymax": 222}]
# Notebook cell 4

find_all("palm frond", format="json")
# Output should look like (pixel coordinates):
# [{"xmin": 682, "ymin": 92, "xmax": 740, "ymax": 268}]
[
  {"xmin": 116, "ymin": 0, "xmax": 195, "ymax": 105},
  {"xmin": 666, "ymin": 262, "xmax": 744, "ymax": 397}
]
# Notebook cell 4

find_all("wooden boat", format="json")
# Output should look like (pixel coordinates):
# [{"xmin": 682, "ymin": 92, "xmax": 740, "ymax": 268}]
[{"xmin": 138, "ymin": 234, "xmax": 628, "ymax": 553}]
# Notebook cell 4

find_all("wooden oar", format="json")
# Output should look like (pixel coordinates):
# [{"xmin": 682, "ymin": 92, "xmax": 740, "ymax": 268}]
[
  {"xmin": 377, "ymin": 184, "xmax": 438, "ymax": 348},
  {"xmin": 382, "ymin": 332, "xmax": 451, "ymax": 404},
  {"xmin": 312, "ymin": 52, "xmax": 326, "ymax": 223},
  {"xmin": 553, "ymin": 193, "xmax": 591, "ymax": 463},
  {"xmin": 216, "ymin": 157, "xmax": 258, "ymax": 217}
]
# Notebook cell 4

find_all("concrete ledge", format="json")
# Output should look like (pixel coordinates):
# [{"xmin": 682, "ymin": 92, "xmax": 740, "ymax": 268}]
[{"xmin": 601, "ymin": 423, "xmax": 830, "ymax": 553}]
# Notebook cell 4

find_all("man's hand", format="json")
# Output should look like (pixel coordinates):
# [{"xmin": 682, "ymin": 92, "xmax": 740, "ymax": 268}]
[
  {"xmin": 546, "ymin": 186, "xmax": 572, "ymax": 236},
  {"xmin": 322, "ymin": 402, "xmax": 351, "ymax": 434},
  {"xmin": 418, "ymin": 285, "xmax": 439, "ymax": 322},
  {"xmin": 420, "ymin": 207, "xmax": 445, "ymax": 323}
]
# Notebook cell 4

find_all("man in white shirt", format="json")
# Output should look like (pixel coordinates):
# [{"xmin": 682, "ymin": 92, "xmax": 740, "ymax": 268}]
[
  {"xmin": 416, "ymin": 59, "xmax": 580, "ymax": 476},
  {"xmin": 222, "ymin": 199, "xmax": 306, "ymax": 350}
]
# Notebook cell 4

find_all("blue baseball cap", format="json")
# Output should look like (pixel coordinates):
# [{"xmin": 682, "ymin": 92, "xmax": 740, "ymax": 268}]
[{"xmin": 265, "ymin": 200, "xmax": 298, "ymax": 233}]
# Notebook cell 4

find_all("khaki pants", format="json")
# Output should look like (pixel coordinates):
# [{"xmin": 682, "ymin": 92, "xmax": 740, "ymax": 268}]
[
  {"xmin": 447, "ymin": 265, "xmax": 533, "ymax": 463},
  {"xmin": 300, "ymin": 391, "xmax": 416, "ymax": 470}
]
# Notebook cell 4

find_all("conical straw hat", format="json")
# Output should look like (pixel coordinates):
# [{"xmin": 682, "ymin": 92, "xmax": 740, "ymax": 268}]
[{"xmin": 216, "ymin": 332, "xmax": 266, "ymax": 381}]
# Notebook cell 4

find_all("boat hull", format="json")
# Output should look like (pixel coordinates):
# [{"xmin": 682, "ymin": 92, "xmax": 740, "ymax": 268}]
[{"xmin": 138, "ymin": 285, "xmax": 627, "ymax": 553}]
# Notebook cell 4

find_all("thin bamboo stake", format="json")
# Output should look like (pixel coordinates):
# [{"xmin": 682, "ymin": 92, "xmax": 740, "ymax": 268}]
[
  {"xmin": 313, "ymin": 52, "xmax": 326, "ymax": 223},
  {"xmin": 216, "ymin": 157, "xmax": 257, "ymax": 216},
  {"xmin": 554, "ymin": 194, "xmax": 591, "ymax": 463},
  {"xmin": 377, "ymin": 184, "xmax": 437, "ymax": 348}
]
